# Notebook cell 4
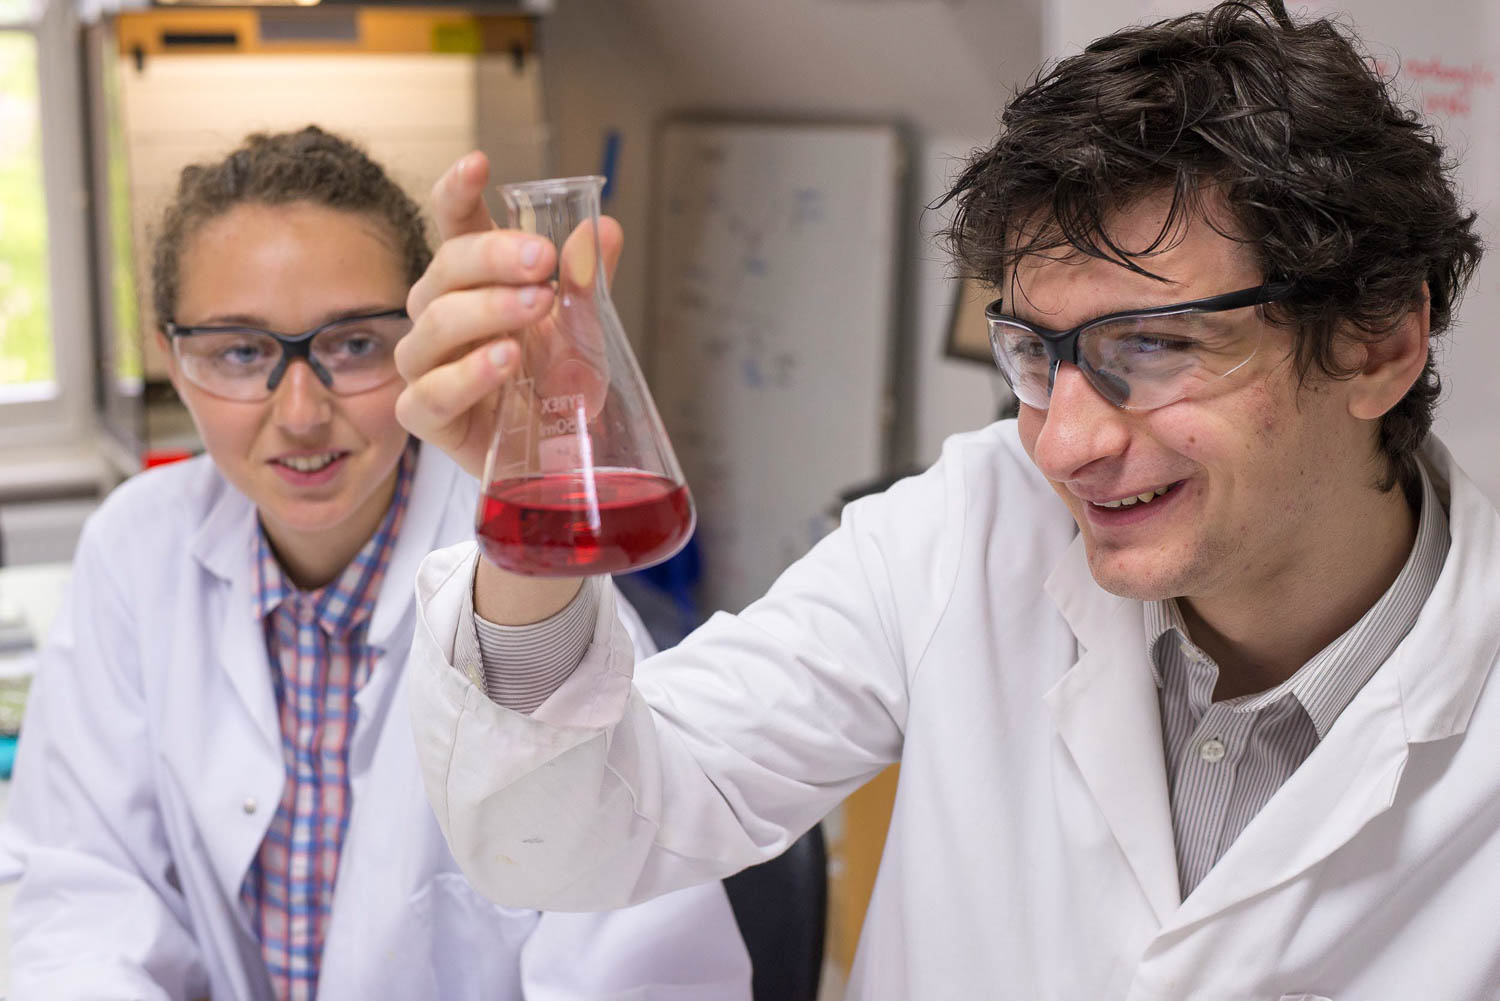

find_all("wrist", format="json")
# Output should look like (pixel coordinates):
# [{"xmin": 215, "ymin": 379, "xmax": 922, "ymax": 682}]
[{"xmin": 472, "ymin": 556, "xmax": 587, "ymax": 625}]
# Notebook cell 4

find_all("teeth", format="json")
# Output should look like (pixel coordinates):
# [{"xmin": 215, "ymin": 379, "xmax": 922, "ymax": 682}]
[
  {"xmin": 1095, "ymin": 484, "xmax": 1174, "ymax": 509},
  {"xmin": 280, "ymin": 452, "xmax": 339, "ymax": 473}
]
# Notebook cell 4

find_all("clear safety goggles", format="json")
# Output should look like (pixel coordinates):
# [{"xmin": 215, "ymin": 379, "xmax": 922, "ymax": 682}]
[
  {"xmin": 165, "ymin": 308, "xmax": 411, "ymax": 402},
  {"xmin": 985, "ymin": 282, "xmax": 1295, "ymax": 411}
]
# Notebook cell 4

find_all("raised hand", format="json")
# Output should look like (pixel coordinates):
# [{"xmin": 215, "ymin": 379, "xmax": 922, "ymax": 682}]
[{"xmin": 395, "ymin": 152, "xmax": 622, "ymax": 482}]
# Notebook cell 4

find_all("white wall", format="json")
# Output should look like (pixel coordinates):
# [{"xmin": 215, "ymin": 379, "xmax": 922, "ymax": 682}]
[
  {"xmin": 535, "ymin": 0, "xmax": 680, "ymax": 360},
  {"xmin": 540, "ymin": 0, "xmax": 1042, "ymax": 467}
]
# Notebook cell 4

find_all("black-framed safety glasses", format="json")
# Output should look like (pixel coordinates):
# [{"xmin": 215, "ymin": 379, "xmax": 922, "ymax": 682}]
[
  {"xmin": 164, "ymin": 308, "xmax": 412, "ymax": 402},
  {"xmin": 985, "ymin": 282, "xmax": 1296, "ymax": 411}
]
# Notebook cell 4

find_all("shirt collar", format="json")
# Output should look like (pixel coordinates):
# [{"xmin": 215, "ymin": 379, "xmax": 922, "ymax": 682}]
[
  {"xmin": 252, "ymin": 442, "xmax": 419, "ymax": 638},
  {"xmin": 1144, "ymin": 599, "xmax": 1188, "ymax": 688},
  {"xmin": 1145, "ymin": 460, "xmax": 1451, "ymax": 736}
]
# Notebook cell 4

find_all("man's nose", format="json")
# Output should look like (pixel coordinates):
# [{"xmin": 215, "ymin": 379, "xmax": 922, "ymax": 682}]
[
  {"xmin": 270, "ymin": 359, "xmax": 334, "ymax": 434},
  {"xmin": 1028, "ymin": 361, "xmax": 1131, "ymax": 483}
]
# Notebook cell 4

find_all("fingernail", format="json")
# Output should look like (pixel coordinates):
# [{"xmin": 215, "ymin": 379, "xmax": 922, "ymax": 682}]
[
  {"xmin": 488, "ymin": 341, "xmax": 516, "ymax": 369},
  {"xmin": 521, "ymin": 239, "xmax": 542, "ymax": 268},
  {"xmin": 519, "ymin": 286, "xmax": 537, "ymax": 307}
]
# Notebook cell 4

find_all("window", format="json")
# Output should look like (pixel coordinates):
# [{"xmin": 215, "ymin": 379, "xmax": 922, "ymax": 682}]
[
  {"xmin": 0, "ymin": 28, "xmax": 54, "ymax": 393},
  {"xmin": 0, "ymin": 0, "xmax": 95, "ymax": 453}
]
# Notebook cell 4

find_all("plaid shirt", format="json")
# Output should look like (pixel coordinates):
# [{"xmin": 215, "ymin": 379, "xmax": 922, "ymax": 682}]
[{"xmin": 241, "ymin": 446, "xmax": 416, "ymax": 1001}]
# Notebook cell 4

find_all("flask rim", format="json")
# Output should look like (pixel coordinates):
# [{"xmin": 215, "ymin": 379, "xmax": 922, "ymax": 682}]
[{"xmin": 498, "ymin": 175, "xmax": 606, "ymax": 198}]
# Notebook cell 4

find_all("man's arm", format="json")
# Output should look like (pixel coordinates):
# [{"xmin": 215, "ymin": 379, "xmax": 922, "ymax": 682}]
[
  {"xmin": 408, "ymin": 454, "xmax": 955, "ymax": 912},
  {"xmin": 397, "ymin": 151, "xmax": 945, "ymax": 913},
  {"xmin": 456, "ymin": 574, "xmax": 657, "ymax": 713}
]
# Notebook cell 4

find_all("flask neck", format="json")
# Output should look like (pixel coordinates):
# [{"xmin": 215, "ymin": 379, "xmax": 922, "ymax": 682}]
[{"xmin": 501, "ymin": 176, "xmax": 605, "ymax": 273}]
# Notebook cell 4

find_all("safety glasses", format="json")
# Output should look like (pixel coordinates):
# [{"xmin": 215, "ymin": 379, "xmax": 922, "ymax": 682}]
[
  {"xmin": 985, "ymin": 282, "xmax": 1295, "ymax": 411},
  {"xmin": 165, "ymin": 308, "xmax": 411, "ymax": 402}
]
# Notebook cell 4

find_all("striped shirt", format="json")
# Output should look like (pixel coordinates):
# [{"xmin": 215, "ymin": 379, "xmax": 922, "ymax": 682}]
[
  {"xmin": 241, "ymin": 445, "xmax": 416, "ymax": 1001},
  {"xmin": 1149, "ymin": 465, "xmax": 1449, "ymax": 897},
  {"xmin": 454, "ymin": 576, "xmax": 601, "ymax": 713}
]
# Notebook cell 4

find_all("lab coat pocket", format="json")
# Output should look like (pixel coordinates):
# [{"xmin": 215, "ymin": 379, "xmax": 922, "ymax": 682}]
[{"xmin": 399, "ymin": 871, "xmax": 541, "ymax": 1000}]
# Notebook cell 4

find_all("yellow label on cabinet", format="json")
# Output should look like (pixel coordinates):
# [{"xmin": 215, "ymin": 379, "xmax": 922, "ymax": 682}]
[{"xmin": 431, "ymin": 21, "xmax": 481, "ymax": 54}]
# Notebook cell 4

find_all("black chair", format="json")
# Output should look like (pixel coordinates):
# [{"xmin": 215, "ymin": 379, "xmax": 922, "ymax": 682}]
[{"xmin": 722, "ymin": 824, "xmax": 828, "ymax": 1001}]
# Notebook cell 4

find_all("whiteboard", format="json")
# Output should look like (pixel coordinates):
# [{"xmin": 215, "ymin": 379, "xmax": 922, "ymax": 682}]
[{"xmin": 648, "ymin": 121, "xmax": 904, "ymax": 614}]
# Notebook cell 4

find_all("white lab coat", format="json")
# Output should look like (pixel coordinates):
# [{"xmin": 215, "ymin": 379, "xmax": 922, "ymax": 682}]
[
  {"xmin": 1, "ymin": 447, "xmax": 750, "ymax": 1001},
  {"xmin": 410, "ymin": 420, "xmax": 1500, "ymax": 1001}
]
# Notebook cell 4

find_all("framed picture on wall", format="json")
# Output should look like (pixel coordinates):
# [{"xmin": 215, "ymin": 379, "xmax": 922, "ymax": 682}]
[
  {"xmin": 944, "ymin": 275, "xmax": 1019, "ymax": 420},
  {"xmin": 944, "ymin": 275, "xmax": 995, "ymax": 365}
]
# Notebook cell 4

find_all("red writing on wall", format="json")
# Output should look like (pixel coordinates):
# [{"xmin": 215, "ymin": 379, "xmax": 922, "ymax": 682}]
[{"xmin": 1375, "ymin": 56, "xmax": 1496, "ymax": 120}]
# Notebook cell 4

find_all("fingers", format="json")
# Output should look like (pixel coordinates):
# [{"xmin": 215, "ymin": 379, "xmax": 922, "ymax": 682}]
[
  {"xmin": 556, "ymin": 217, "xmax": 626, "ymax": 298},
  {"xmin": 406, "ymin": 229, "xmax": 558, "ymax": 319},
  {"xmin": 599, "ymin": 216, "xmax": 625, "ymax": 287},
  {"xmin": 394, "ymin": 338, "xmax": 519, "ymax": 446},
  {"xmin": 537, "ymin": 216, "xmax": 625, "ymax": 421},
  {"xmin": 395, "ymin": 282, "xmax": 555, "ymax": 384},
  {"xmin": 431, "ymin": 152, "xmax": 498, "ymax": 242},
  {"xmin": 534, "ymin": 355, "xmax": 611, "ymax": 420}
]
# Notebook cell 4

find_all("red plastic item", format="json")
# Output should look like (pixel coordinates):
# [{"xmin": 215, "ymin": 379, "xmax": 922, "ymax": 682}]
[{"xmin": 143, "ymin": 449, "xmax": 195, "ymax": 469}]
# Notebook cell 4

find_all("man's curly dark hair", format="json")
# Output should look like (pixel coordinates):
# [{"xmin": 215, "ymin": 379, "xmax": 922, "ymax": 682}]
[{"xmin": 943, "ymin": 0, "xmax": 1482, "ymax": 490}]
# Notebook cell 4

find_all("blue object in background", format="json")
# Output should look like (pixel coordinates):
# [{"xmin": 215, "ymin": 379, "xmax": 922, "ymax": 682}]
[
  {"xmin": 599, "ymin": 129, "xmax": 622, "ymax": 208},
  {"xmin": 0, "ymin": 734, "xmax": 17, "ymax": 780},
  {"xmin": 617, "ymin": 531, "xmax": 702, "ymax": 650}
]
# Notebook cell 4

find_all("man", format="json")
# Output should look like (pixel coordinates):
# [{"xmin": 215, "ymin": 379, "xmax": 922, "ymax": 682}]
[{"xmin": 393, "ymin": 2, "xmax": 1497, "ymax": 998}]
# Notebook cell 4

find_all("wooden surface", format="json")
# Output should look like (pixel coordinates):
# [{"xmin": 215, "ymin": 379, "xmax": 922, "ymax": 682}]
[{"xmin": 827, "ymin": 764, "xmax": 899, "ymax": 975}]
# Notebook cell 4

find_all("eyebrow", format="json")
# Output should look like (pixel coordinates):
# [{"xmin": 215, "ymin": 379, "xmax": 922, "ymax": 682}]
[
  {"xmin": 183, "ymin": 304, "xmax": 402, "ymax": 331},
  {"xmin": 1010, "ymin": 297, "xmax": 1251, "ymax": 331}
]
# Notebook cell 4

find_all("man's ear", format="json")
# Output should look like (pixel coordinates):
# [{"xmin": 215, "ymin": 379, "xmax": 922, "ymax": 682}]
[{"xmin": 1346, "ymin": 285, "xmax": 1431, "ymax": 421}]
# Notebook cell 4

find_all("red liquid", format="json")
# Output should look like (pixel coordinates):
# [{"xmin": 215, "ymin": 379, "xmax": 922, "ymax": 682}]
[{"xmin": 478, "ymin": 469, "xmax": 694, "ymax": 576}]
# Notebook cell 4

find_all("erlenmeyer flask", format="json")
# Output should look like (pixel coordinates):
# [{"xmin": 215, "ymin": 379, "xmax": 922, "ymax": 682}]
[{"xmin": 476, "ymin": 175, "xmax": 695, "ymax": 577}]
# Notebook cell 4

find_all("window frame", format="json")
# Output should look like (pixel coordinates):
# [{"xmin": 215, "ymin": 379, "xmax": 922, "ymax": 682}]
[{"xmin": 0, "ymin": 0, "xmax": 97, "ymax": 453}]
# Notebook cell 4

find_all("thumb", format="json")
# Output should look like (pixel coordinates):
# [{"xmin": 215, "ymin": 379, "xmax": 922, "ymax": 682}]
[
  {"xmin": 556, "ymin": 216, "xmax": 626, "ymax": 296},
  {"xmin": 598, "ymin": 215, "xmax": 624, "ymax": 288},
  {"xmin": 430, "ymin": 151, "xmax": 496, "ymax": 242}
]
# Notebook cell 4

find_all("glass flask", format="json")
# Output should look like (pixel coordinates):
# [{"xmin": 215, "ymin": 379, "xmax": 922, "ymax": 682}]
[{"xmin": 476, "ymin": 175, "xmax": 695, "ymax": 577}]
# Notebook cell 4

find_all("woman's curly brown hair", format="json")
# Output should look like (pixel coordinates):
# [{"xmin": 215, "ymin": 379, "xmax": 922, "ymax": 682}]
[
  {"xmin": 943, "ymin": 0, "xmax": 1482, "ymax": 490},
  {"xmin": 152, "ymin": 125, "xmax": 431, "ymax": 329}
]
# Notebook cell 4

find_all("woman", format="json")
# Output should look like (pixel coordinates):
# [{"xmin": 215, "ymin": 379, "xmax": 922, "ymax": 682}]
[{"xmin": 1, "ymin": 126, "xmax": 750, "ymax": 1001}]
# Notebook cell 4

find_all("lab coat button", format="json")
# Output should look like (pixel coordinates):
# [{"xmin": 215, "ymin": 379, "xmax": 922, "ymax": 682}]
[
  {"xmin": 1199, "ymin": 738, "xmax": 1227, "ymax": 763},
  {"xmin": 243, "ymin": 797, "xmax": 258, "ymax": 814}
]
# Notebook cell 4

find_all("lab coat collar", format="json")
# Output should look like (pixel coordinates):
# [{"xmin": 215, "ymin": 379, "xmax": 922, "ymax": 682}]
[
  {"xmin": 1043, "ymin": 542, "xmax": 1182, "ymax": 924},
  {"xmin": 190, "ymin": 444, "xmax": 465, "ymax": 650},
  {"xmin": 183, "ymin": 446, "xmax": 468, "ymax": 912},
  {"xmin": 367, "ymin": 444, "xmax": 465, "ymax": 650},
  {"xmin": 191, "ymin": 462, "xmax": 261, "ymax": 586},
  {"xmin": 190, "ymin": 469, "xmax": 281, "ymax": 754},
  {"xmin": 1041, "ymin": 433, "xmax": 1500, "ymax": 934},
  {"xmin": 186, "ymin": 446, "xmax": 466, "ymax": 748},
  {"xmin": 1391, "ymin": 436, "xmax": 1500, "ymax": 744},
  {"xmin": 1160, "ymin": 440, "xmax": 1500, "ymax": 930},
  {"xmin": 1160, "ymin": 658, "xmax": 1407, "ymax": 935}
]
